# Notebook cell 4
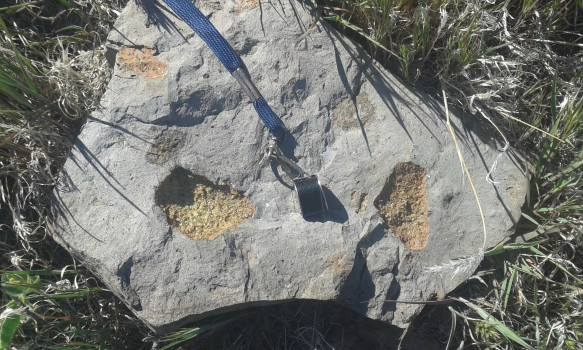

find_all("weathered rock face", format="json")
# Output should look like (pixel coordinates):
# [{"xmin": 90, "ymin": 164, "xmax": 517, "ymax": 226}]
[{"xmin": 50, "ymin": 0, "xmax": 528, "ymax": 333}]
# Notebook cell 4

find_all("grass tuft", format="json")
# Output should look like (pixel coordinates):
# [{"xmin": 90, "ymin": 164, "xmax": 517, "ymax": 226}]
[{"xmin": 0, "ymin": 0, "xmax": 148, "ymax": 349}]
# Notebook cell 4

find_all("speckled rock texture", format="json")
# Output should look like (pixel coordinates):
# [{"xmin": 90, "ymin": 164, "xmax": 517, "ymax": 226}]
[{"xmin": 49, "ymin": 0, "xmax": 528, "ymax": 333}]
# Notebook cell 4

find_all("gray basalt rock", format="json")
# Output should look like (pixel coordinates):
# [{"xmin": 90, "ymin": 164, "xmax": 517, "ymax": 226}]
[{"xmin": 50, "ymin": 0, "xmax": 528, "ymax": 333}]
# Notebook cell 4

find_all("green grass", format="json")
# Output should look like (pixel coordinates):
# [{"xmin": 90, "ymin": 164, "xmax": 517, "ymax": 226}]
[{"xmin": 2, "ymin": 0, "xmax": 583, "ymax": 348}]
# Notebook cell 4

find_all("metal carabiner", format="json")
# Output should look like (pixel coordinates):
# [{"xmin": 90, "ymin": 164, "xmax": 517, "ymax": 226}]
[{"xmin": 262, "ymin": 137, "xmax": 328, "ymax": 219}]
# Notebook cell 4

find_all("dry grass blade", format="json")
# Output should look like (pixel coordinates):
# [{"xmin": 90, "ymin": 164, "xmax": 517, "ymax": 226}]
[{"xmin": 442, "ymin": 89, "xmax": 486, "ymax": 251}]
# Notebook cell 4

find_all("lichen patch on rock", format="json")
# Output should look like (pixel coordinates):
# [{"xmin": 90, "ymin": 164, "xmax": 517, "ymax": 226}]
[
  {"xmin": 155, "ymin": 168, "xmax": 255, "ymax": 240},
  {"xmin": 117, "ymin": 46, "xmax": 167, "ymax": 79},
  {"xmin": 333, "ymin": 93, "xmax": 375, "ymax": 131},
  {"xmin": 374, "ymin": 162, "xmax": 429, "ymax": 250},
  {"xmin": 146, "ymin": 130, "xmax": 184, "ymax": 164}
]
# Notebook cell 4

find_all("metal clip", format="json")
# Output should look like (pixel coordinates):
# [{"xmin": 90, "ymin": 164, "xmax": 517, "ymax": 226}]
[
  {"xmin": 232, "ymin": 67, "xmax": 262, "ymax": 102},
  {"xmin": 263, "ymin": 137, "xmax": 328, "ymax": 218},
  {"xmin": 293, "ymin": 175, "xmax": 328, "ymax": 218},
  {"xmin": 263, "ymin": 137, "xmax": 306, "ymax": 180}
]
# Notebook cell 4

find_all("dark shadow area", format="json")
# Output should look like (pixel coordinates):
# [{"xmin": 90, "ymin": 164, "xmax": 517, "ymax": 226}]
[
  {"xmin": 117, "ymin": 256, "xmax": 143, "ymax": 310},
  {"xmin": 381, "ymin": 264, "xmax": 401, "ymax": 314},
  {"xmin": 155, "ymin": 167, "xmax": 221, "ymax": 207},
  {"xmin": 169, "ymin": 299, "xmax": 405, "ymax": 350},
  {"xmin": 402, "ymin": 302, "xmax": 458, "ymax": 350},
  {"xmin": 278, "ymin": 128, "xmax": 300, "ymax": 162},
  {"xmin": 341, "ymin": 248, "xmax": 376, "ymax": 315},
  {"xmin": 339, "ymin": 225, "xmax": 386, "ymax": 313},
  {"xmin": 160, "ymin": 85, "xmax": 245, "ymax": 127},
  {"xmin": 464, "ymin": 112, "xmax": 528, "ymax": 176}
]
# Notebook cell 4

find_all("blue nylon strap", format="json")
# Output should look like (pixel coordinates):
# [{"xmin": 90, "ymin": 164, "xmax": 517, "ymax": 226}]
[
  {"xmin": 163, "ymin": 0, "xmax": 240, "ymax": 72},
  {"xmin": 162, "ymin": 0, "xmax": 286, "ymax": 139},
  {"xmin": 253, "ymin": 98, "xmax": 285, "ymax": 140}
]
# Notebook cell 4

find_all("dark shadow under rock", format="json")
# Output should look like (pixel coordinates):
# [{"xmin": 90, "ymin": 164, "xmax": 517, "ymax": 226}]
[{"xmin": 170, "ymin": 300, "xmax": 405, "ymax": 350}]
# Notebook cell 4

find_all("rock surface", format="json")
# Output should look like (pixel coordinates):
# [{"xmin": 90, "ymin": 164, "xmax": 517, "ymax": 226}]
[{"xmin": 50, "ymin": 0, "xmax": 528, "ymax": 333}]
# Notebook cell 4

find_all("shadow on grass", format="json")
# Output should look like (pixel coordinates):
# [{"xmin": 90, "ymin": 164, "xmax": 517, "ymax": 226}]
[
  {"xmin": 164, "ymin": 299, "xmax": 457, "ymax": 349},
  {"xmin": 170, "ymin": 300, "xmax": 405, "ymax": 349}
]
